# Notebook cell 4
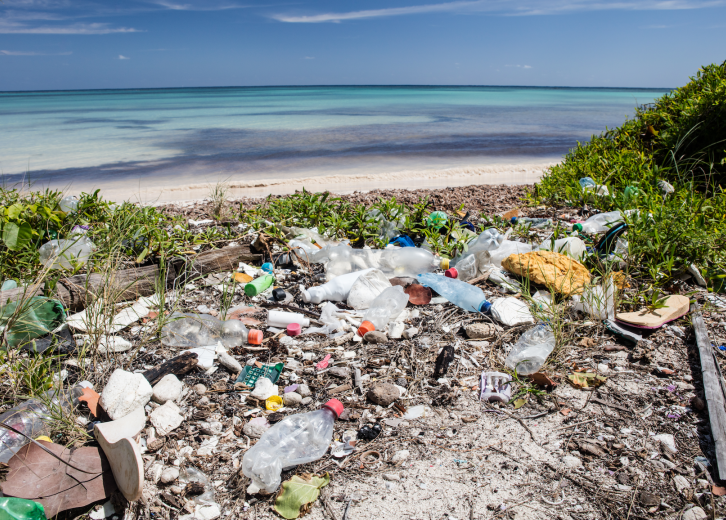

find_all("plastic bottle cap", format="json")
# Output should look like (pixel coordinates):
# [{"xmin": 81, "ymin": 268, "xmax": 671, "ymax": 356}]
[
  {"xmin": 323, "ymin": 399, "xmax": 344, "ymax": 419},
  {"xmin": 444, "ymin": 267, "xmax": 458, "ymax": 278},
  {"xmin": 287, "ymin": 323, "xmax": 301, "ymax": 336},
  {"xmin": 479, "ymin": 301, "xmax": 492, "ymax": 313},
  {"xmin": 510, "ymin": 217, "xmax": 518, "ymax": 224},
  {"xmin": 440, "ymin": 258, "xmax": 450, "ymax": 270},
  {"xmin": 248, "ymin": 329, "xmax": 263, "ymax": 345},
  {"xmin": 261, "ymin": 262, "xmax": 274, "ymax": 274},
  {"xmin": 272, "ymin": 288, "xmax": 287, "ymax": 301},
  {"xmin": 573, "ymin": 223, "xmax": 583, "ymax": 232},
  {"xmin": 357, "ymin": 320, "xmax": 375, "ymax": 337}
]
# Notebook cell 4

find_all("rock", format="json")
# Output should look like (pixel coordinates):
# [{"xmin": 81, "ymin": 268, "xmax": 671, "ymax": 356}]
[
  {"xmin": 217, "ymin": 351, "xmax": 243, "ymax": 373},
  {"xmin": 673, "ymin": 475, "xmax": 690, "ymax": 494},
  {"xmin": 563, "ymin": 456, "xmax": 582, "ymax": 468},
  {"xmin": 152, "ymin": 374, "xmax": 183, "ymax": 404},
  {"xmin": 402, "ymin": 327, "xmax": 419, "ymax": 340},
  {"xmin": 301, "ymin": 397, "xmax": 313, "ymax": 406},
  {"xmin": 160, "ymin": 467, "xmax": 180, "ymax": 484},
  {"xmin": 283, "ymin": 392, "xmax": 302, "ymax": 407},
  {"xmin": 190, "ymin": 504, "xmax": 221, "ymax": 520},
  {"xmin": 653, "ymin": 433, "xmax": 677, "ymax": 453},
  {"xmin": 148, "ymin": 463, "xmax": 164, "ymax": 484},
  {"xmin": 193, "ymin": 384, "xmax": 207, "ymax": 395},
  {"xmin": 150, "ymin": 401, "xmax": 184, "ymax": 436},
  {"xmin": 364, "ymin": 331, "xmax": 387, "ymax": 343},
  {"xmin": 250, "ymin": 377, "xmax": 278, "ymax": 400},
  {"xmin": 683, "ymin": 507, "xmax": 707, "ymax": 520},
  {"xmin": 465, "ymin": 323, "xmax": 497, "ymax": 339},
  {"xmin": 100, "ymin": 369, "xmax": 153, "ymax": 420},
  {"xmin": 200, "ymin": 421, "xmax": 223, "ymax": 435},
  {"xmin": 329, "ymin": 367, "xmax": 350, "ymax": 378},
  {"xmin": 243, "ymin": 417, "xmax": 270, "ymax": 438},
  {"xmin": 96, "ymin": 336, "xmax": 133, "ymax": 354},
  {"xmin": 691, "ymin": 396, "xmax": 706, "ymax": 411},
  {"xmin": 297, "ymin": 384, "xmax": 311, "ymax": 397},
  {"xmin": 501, "ymin": 251, "xmax": 591, "ymax": 296},
  {"xmin": 596, "ymin": 363, "xmax": 610, "ymax": 374},
  {"xmin": 391, "ymin": 450, "xmax": 410, "ymax": 463},
  {"xmin": 389, "ymin": 322, "xmax": 405, "ymax": 339},
  {"xmin": 368, "ymin": 382, "xmax": 400, "ymax": 406},
  {"xmin": 169, "ymin": 485, "xmax": 183, "ymax": 495},
  {"xmin": 382, "ymin": 473, "xmax": 400, "ymax": 481}
]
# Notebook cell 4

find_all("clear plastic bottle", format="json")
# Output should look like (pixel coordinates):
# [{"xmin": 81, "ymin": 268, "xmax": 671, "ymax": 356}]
[
  {"xmin": 452, "ymin": 228, "xmax": 504, "ymax": 266},
  {"xmin": 39, "ymin": 237, "xmax": 95, "ymax": 270},
  {"xmin": 504, "ymin": 324, "xmax": 556, "ymax": 375},
  {"xmin": 59, "ymin": 195, "xmax": 79, "ymax": 213},
  {"xmin": 511, "ymin": 217, "xmax": 553, "ymax": 229},
  {"xmin": 162, "ymin": 313, "xmax": 249, "ymax": 348},
  {"xmin": 539, "ymin": 236, "xmax": 587, "ymax": 261},
  {"xmin": 357, "ymin": 286, "xmax": 409, "ymax": 335},
  {"xmin": 301, "ymin": 268, "xmax": 376, "ymax": 303},
  {"xmin": 417, "ymin": 273, "xmax": 490, "ymax": 313},
  {"xmin": 242, "ymin": 399, "xmax": 343, "ymax": 493},
  {"xmin": 573, "ymin": 211, "xmax": 624, "ymax": 234},
  {"xmin": 311, "ymin": 245, "xmax": 444, "ymax": 280},
  {"xmin": 445, "ymin": 254, "xmax": 478, "ymax": 281},
  {"xmin": 377, "ymin": 248, "xmax": 445, "ymax": 278},
  {"xmin": 482, "ymin": 240, "xmax": 533, "ymax": 268}
]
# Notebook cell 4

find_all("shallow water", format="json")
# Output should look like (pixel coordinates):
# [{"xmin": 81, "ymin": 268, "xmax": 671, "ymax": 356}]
[{"xmin": 0, "ymin": 86, "xmax": 669, "ymax": 189}]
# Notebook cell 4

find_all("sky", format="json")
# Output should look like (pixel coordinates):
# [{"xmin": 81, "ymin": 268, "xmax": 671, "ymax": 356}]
[{"xmin": 0, "ymin": 0, "xmax": 724, "ymax": 91}]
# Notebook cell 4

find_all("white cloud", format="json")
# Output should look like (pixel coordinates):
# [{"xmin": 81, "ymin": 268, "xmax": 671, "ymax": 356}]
[
  {"xmin": 303, "ymin": 56, "xmax": 315, "ymax": 59},
  {"xmin": 147, "ymin": 0, "xmax": 247, "ymax": 11},
  {"xmin": 0, "ymin": 49, "xmax": 72, "ymax": 55},
  {"xmin": 118, "ymin": 54, "xmax": 130, "ymax": 59},
  {"xmin": 272, "ymin": 0, "xmax": 726, "ymax": 23},
  {"xmin": 506, "ymin": 64, "xmax": 533, "ymax": 68},
  {"xmin": 0, "ymin": 20, "xmax": 142, "ymax": 34}
]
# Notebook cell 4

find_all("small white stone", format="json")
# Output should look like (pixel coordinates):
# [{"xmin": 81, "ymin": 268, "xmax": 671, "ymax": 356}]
[
  {"xmin": 160, "ymin": 466, "xmax": 180, "ymax": 484},
  {"xmin": 391, "ymin": 450, "xmax": 410, "ymax": 463},
  {"xmin": 250, "ymin": 378, "xmax": 278, "ymax": 400},
  {"xmin": 388, "ymin": 322, "xmax": 405, "ymax": 339},
  {"xmin": 150, "ymin": 401, "xmax": 183, "ymax": 436},
  {"xmin": 283, "ymin": 392, "xmax": 302, "ymax": 407},
  {"xmin": 100, "ymin": 369, "xmax": 153, "ymax": 420},
  {"xmin": 217, "ymin": 351, "xmax": 243, "ymax": 373},
  {"xmin": 297, "ymin": 383, "xmax": 311, "ymax": 397},
  {"xmin": 563, "ymin": 456, "xmax": 582, "ymax": 468},
  {"xmin": 152, "ymin": 374, "xmax": 184, "ymax": 404},
  {"xmin": 402, "ymin": 327, "xmax": 418, "ymax": 340},
  {"xmin": 673, "ymin": 475, "xmax": 690, "ymax": 493},
  {"xmin": 683, "ymin": 506, "xmax": 707, "ymax": 520}
]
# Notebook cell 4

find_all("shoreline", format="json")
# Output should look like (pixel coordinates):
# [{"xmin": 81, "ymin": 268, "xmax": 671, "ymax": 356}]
[{"xmin": 86, "ymin": 161, "xmax": 555, "ymax": 205}]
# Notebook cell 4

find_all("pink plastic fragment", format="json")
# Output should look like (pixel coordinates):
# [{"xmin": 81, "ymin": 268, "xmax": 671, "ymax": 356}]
[
  {"xmin": 479, "ymin": 371, "xmax": 513, "ymax": 403},
  {"xmin": 284, "ymin": 384, "xmax": 299, "ymax": 394},
  {"xmin": 316, "ymin": 354, "xmax": 332, "ymax": 370}
]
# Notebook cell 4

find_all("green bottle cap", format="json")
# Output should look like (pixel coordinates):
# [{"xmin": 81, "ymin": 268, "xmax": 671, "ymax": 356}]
[{"xmin": 573, "ymin": 223, "xmax": 583, "ymax": 232}]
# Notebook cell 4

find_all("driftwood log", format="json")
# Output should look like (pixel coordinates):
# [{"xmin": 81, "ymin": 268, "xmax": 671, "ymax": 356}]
[{"xmin": 1, "ymin": 244, "xmax": 261, "ymax": 311}]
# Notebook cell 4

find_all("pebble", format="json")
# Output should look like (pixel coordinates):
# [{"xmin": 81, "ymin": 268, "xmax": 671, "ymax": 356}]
[
  {"xmin": 283, "ymin": 392, "xmax": 302, "ymax": 407},
  {"xmin": 250, "ymin": 378, "xmax": 278, "ymax": 400},
  {"xmin": 683, "ymin": 507, "xmax": 707, "ymax": 520},
  {"xmin": 391, "ymin": 450, "xmax": 410, "ymax": 463},
  {"xmin": 465, "ymin": 322, "xmax": 497, "ymax": 339},
  {"xmin": 382, "ymin": 473, "xmax": 400, "ymax": 481},
  {"xmin": 402, "ymin": 327, "xmax": 419, "ymax": 340},
  {"xmin": 217, "ymin": 351, "xmax": 243, "ymax": 373},
  {"xmin": 150, "ymin": 401, "xmax": 184, "ymax": 436},
  {"xmin": 152, "ymin": 374, "xmax": 184, "ymax": 404},
  {"xmin": 364, "ymin": 331, "xmax": 387, "ymax": 343},
  {"xmin": 243, "ymin": 418, "xmax": 270, "ymax": 439},
  {"xmin": 368, "ymin": 382, "xmax": 401, "ymax": 406},
  {"xmin": 193, "ymin": 384, "xmax": 207, "ymax": 395},
  {"xmin": 298, "ymin": 384, "xmax": 311, "ymax": 397},
  {"xmin": 160, "ymin": 467, "xmax": 180, "ymax": 484},
  {"xmin": 673, "ymin": 475, "xmax": 690, "ymax": 493},
  {"xmin": 100, "ymin": 369, "xmax": 153, "ymax": 420},
  {"xmin": 301, "ymin": 397, "xmax": 313, "ymax": 406},
  {"xmin": 329, "ymin": 367, "xmax": 351, "ymax": 378},
  {"xmin": 563, "ymin": 456, "xmax": 582, "ymax": 468}
]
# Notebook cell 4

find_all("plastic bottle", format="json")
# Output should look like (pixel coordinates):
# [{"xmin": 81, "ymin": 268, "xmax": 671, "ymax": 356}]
[
  {"xmin": 59, "ymin": 195, "xmax": 79, "ymax": 213},
  {"xmin": 482, "ymin": 240, "xmax": 533, "ymax": 268},
  {"xmin": 161, "ymin": 313, "xmax": 249, "ymax": 348},
  {"xmin": 310, "ymin": 245, "xmax": 445, "ymax": 280},
  {"xmin": 511, "ymin": 217, "xmax": 553, "ymax": 229},
  {"xmin": 357, "ymin": 286, "xmax": 409, "ymax": 335},
  {"xmin": 504, "ymin": 324, "xmax": 556, "ymax": 375},
  {"xmin": 39, "ymin": 237, "xmax": 95, "ymax": 270},
  {"xmin": 452, "ymin": 228, "xmax": 504, "ymax": 266},
  {"xmin": 572, "ymin": 211, "xmax": 624, "ymax": 234},
  {"xmin": 0, "ymin": 497, "xmax": 46, "ymax": 520},
  {"xmin": 539, "ymin": 236, "xmax": 587, "ymax": 261},
  {"xmin": 301, "ymin": 268, "xmax": 376, "ymax": 303},
  {"xmin": 417, "ymin": 273, "xmax": 490, "ymax": 313},
  {"xmin": 242, "ymin": 399, "xmax": 344, "ymax": 493},
  {"xmin": 267, "ymin": 311, "xmax": 310, "ymax": 329},
  {"xmin": 445, "ymin": 254, "xmax": 478, "ymax": 282},
  {"xmin": 245, "ymin": 274, "xmax": 275, "ymax": 296}
]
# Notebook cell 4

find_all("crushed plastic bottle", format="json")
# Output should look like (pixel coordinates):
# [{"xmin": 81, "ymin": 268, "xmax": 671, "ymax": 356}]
[
  {"xmin": 511, "ymin": 217, "xmax": 553, "ymax": 229},
  {"xmin": 481, "ymin": 240, "xmax": 533, "ymax": 268},
  {"xmin": 445, "ymin": 254, "xmax": 478, "ymax": 281},
  {"xmin": 452, "ymin": 228, "xmax": 504, "ymax": 265},
  {"xmin": 161, "ymin": 312, "xmax": 248, "ymax": 348},
  {"xmin": 539, "ymin": 236, "xmax": 587, "ymax": 261},
  {"xmin": 346, "ymin": 269, "xmax": 392, "ymax": 309},
  {"xmin": 301, "ymin": 268, "xmax": 376, "ymax": 304},
  {"xmin": 578, "ymin": 177, "xmax": 609, "ymax": 198},
  {"xmin": 367, "ymin": 209, "xmax": 403, "ymax": 241},
  {"xmin": 58, "ymin": 195, "xmax": 79, "ymax": 213},
  {"xmin": 573, "ymin": 211, "xmax": 624, "ymax": 234},
  {"xmin": 310, "ymin": 244, "xmax": 444, "ymax": 280},
  {"xmin": 242, "ymin": 399, "xmax": 343, "ymax": 493},
  {"xmin": 39, "ymin": 237, "xmax": 95, "ymax": 270},
  {"xmin": 417, "ymin": 273, "xmax": 490, "ymax": 313},
  {"xmin": 357, "ymin": 286, "xmax": 409, "ymax": 335},
  {"xmin": 504, "ymin": 323, "xmax": 556, "ymax": 375},
  {"xmin": 267, "ymin": 311, "xmax": 310, "ymax": 329}
]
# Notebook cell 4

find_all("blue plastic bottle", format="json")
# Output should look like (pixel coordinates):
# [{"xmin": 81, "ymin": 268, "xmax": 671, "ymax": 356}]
[{"xmin": 418, "ymin": 273, "xmax": 491, "ymax": 313}]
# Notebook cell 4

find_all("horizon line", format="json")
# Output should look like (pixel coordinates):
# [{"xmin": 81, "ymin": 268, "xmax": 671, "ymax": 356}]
[{"xmin": 0, "ymin": 83, "xmax": 675, "ymax": 94}]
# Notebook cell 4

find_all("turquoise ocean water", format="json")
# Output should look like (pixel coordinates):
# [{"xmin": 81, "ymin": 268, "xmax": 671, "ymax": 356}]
[{"xmin": 0, "ymin": 86, "xmax": 670, "ymax": 188}]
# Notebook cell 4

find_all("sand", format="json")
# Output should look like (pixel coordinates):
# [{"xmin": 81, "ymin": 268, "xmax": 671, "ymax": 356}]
[{"xmin": 89, "ymin": 162, "xmax": 555, "ymax": 205}]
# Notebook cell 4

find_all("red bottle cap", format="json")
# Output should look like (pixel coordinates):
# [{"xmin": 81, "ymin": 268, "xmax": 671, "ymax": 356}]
[
  {"xmin": 444, "ymin": 268, "xmax": 458, "ymax": 278},
  {"xmin": 287, "ymin": 323, "xmax": 301, "ymax": 336},
  {"xmin": 248, "ymin": 329, "xmax": 263, "ymax": 345},
  {"xmin": 357, "ymin": 320, "xmax": 375, "ymax": 337},
  {"xmin": 323, "ymin": 399, "xmax": 344, "ymax": 419}
]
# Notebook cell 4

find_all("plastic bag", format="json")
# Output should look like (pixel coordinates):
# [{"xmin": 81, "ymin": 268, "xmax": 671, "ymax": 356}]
[{"xmin": 0, "ymin": 297, "xmax": 66, "ymax": 348}]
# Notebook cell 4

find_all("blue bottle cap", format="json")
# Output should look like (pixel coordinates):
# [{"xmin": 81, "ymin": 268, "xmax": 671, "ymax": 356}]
[
  {"xmin": 479, "ymin": 301, "xmax": 492, "ymax": 313},
  {"xmin": 261, "ymin": 262, "xmax": 274, "ymax": 274}
]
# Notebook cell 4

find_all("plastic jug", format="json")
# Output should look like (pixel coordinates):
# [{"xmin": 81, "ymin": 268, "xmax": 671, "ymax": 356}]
[
  {"xmin": 347, "ymin": 269, "xmax": 392, "ymax": 310},
  {"xmin": 452, "ymin": 228, "xmax": 504, "ymax": 266},
  {"xmin": 301, "ymin": 268, "xmax": 376, "ymax": 304},
  {"xmin": 505, "ymin": 324, "xmax": 556, "ymax": 375},
  {"xmin": 417, "ymin": 273, "xmax": 490, "ymax": 313},
  {"xmin": 357, "ymin": 286, "xmax": 410, "ymax": 335},
  {"xmin": 242, "ymin": 399, "xmax": 343, "ymax": 493},
  {"xmin": 573, "ymin": 211, "xmax": 623, "ymax": 234}
]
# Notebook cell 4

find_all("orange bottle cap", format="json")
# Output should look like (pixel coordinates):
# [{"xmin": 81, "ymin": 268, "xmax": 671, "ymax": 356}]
[
  {"xmin": 248, "ymin": 329, "xmax": 263, "ymax": 345},
  {"xmin": 357, "ymin": 320, "xmax": 375, "ymax": 337}
]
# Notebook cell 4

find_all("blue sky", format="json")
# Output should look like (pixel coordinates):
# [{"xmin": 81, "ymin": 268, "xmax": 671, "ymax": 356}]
[{"xmin": 0, "ymin": 0, "xmax": 724, "ymax": 91}]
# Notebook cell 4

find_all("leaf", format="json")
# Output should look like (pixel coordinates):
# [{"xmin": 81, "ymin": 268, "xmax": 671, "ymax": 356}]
[
  {"xmin": 274, "ymin": 473, "xmax": 330, "ymax": 519},
  {"xmin": 7, "ymin": 203, "xmax": 23, "ymax": 220},
  {"xmin": 568, "ymin": 372, "xmax": 607, "ymax": 389},
  {"xmin": 2, "ymin": 221, "xmax": 33, "ymax": 251},
  {"xmin": 512, "ymin": 398, "xmax": 527, "ymax": 409}
]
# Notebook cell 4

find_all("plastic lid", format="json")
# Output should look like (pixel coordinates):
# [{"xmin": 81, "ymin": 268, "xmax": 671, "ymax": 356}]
[
  {"xmin": 357, "ymin": 320, "xmax": 375, "ymax": 337},
  {"xmin": 479, "ymin": 301, "xmax": 492, "ymax": 313},
  {"xmin": 287, "ymin": 323, "xmax": 301, "ymax": 336},
  {"xmin": 272, "ymin": 288, "xmax": 286, "ymax": 301},
  {"xmin": 248, "ymin": 329, "xmax": 263, "ymax": 345},
  {"xmin": 573, "ymin": 223, "xmax": 583, "ymax": 232},
  {"xmin": 444, "ymin": 267, "xmax": 458, "ymax": 278},
  {"xmin": 510, "ymin": 217, "xmax": 518, "ymax": 224},
  {"xmin": 440, "ymin": 258, "xmax": 450, "ymax": 270},
  {"xmin": 261, "ymin": 262, "xmax": 274, "ymax": 274},
  {"xmin": 323, "ymin": 398, "xmax": 344, "ymax": 419}
]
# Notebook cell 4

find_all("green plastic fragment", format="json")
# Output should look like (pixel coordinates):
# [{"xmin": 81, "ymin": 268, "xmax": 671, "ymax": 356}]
[
  {"xmin": 0, "ymin": 497, "xmax": 47, "ymax": 520},
  {"xmin": 235, "ymin": 362, "xmax": 285, "ymax": 387},
  {"xmin": 0, "ymin": 297, "xmax": 66, "ymax": 348}
]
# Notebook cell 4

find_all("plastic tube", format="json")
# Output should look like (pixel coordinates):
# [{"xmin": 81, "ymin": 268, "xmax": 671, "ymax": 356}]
[{"xmin": 267, "ymin": 311, "xmax": 310, "ymax": 328}]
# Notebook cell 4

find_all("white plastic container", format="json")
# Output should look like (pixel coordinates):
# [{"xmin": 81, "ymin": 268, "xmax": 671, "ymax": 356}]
[
  {"xmin": 301, "ymin": 268, "xmax": 375, "ymax": 303},
  {"xmin": 357, "ymin": 285, "xmax": 410, "ymax": 335},
  {"xmin": 446, "ymin": 254, "xmax": 478, "ymax": 281},
  {"xmin": 489, "ymin": 297, "xmax": 535, "ymax": 327},
  {"xmin": 539, "ymin": 237, "xmax": 587, "ymax": 261},
  {"xmin": 242, "ymin": 399, "xmax": 343, "ymax": 493},
  {"xmin": 267, "ymin": 310, "xmax": 310, "ymax": 329},
  {"xmin": 505, "ymin": 324, "xmax": 556, "ymax": 375}
]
